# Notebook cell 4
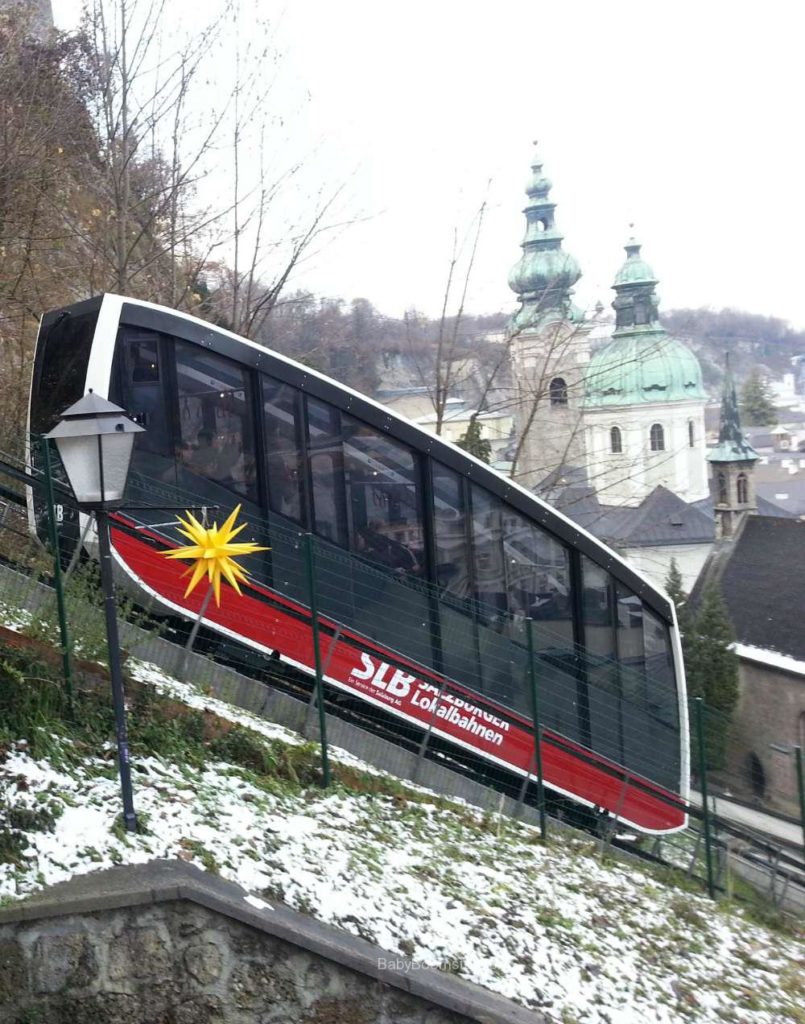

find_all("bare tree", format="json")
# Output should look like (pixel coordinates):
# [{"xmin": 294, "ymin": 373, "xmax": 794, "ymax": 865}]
[
  {"xmin": 72, "ymin": 0, "xmax": 237, "ymax": 303},
  {"xmin": 405, "ymin": 195, "xmax": 490, "ymax": 435},
  {"xmin": 0, "ymin": 7, "xmax": 98, "ymax": 452},
  {"xmin": 28, "ymin": 0, "xmax": 352, "ymax": 332}
]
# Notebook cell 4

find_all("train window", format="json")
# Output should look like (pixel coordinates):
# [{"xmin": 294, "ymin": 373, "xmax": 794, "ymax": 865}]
[
  {"xmin": 306, "ymin": 398, "xmax": 348, "ymax": 546},
  {"xmin": 471, "ymin": 486, "xmax": 507, "ymax": 621},
  {"xmin": 582, "ymin": 557, "xmax": 623, "ymax": 762},
  {"xmin": 127, "ymin": 337, "xmax": 160, "ymax": 383},
  {"xmin": 341, "ymin": 413, "xmax": 423, "ymax": 574},
  {"xmin": 616, "ymin": 581, "xmax": 645, "ymax": 701},
  {"xmin": 643, "ymin": 607, "xmax": 677, "ymax": 726},
  {"xmin": 262, "ymin": 377, "xmax": 303, "ymax": 522},
  {"xmin": 118, "ymin": 329, "xmax": 171, "ymax": 458},
  {"xmin": 174, "ymin": 341, "xmax": 257, "ymax": 502},
  {"xmin": 431, "ymin": 462, "xmax": 470, "ymax": 596},
  {"xmin": 504, "ymin": 510, "xmax": 572, "ymax": 646},
  {"xmin": 582, "ymin": 557, "xmax": 617, "ymax": 684}
]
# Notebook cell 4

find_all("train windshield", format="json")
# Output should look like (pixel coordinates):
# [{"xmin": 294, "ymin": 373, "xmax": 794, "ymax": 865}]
[{"xmin": 30, "ymin": 308, "xmax": 99, "ymax": 436}]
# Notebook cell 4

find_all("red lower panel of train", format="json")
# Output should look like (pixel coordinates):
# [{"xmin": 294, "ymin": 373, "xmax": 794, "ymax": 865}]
[{"xmin": 112, "ymin": 522, "xmax": 687, "ymax": 833}]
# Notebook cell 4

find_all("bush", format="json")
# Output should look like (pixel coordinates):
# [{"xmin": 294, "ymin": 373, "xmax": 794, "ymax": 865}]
[
  {"xmin": 24, "ymin": 557, "xmax": 160, "ymax": 666},
  {"xmin": 208, "ymin": 727, "xmax": 277, "ymax": 776}
]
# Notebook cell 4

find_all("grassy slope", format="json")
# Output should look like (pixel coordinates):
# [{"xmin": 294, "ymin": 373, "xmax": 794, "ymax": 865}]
[{"xmin": 0, "ymin": 638, "xmax": 803, "ymax": 1024}]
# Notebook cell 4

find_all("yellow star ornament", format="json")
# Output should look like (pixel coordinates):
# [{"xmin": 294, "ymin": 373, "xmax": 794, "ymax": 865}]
[{"xmin": 161, "ymin": 505, "xmax": 268, "ymax": 606}]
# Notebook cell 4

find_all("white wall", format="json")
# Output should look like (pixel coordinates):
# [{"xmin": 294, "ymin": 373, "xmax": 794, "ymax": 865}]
[
  {"xmin": 584, "ymin": 399, "xmax": 708, "ymax": 507},
  {"xmin": 511, "ymin": 320, "xmax": 592, "ymax": 488},
  {"xmin": 619, "ymin": 542, "xmax": 712, "ymax": 594}
]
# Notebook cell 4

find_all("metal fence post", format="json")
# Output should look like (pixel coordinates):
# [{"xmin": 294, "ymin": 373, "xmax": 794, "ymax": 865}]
[
  {"xmin": 413, "ymin": 676, "xmax": 446, "ymax": 784},
  {"xmin": 795, "ymin": 745, "xmax": 805, "ymax": 860},
  {"xmin": 526, "ymin": 618, "xmax": 547, "ymax": 840},
  {"xmin": 695, "ymin": 697, "xmax": 716, "ymax": 899},
  {"xmin": 304, "ymin": 533, "xmax": 330, "ymax": 788},
  {"xmin": 40, "ymin": 436, "xmax": 74, "ymax": 714}
]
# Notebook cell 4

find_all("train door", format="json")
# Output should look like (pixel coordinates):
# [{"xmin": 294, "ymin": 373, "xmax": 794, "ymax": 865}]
[
  {"xmin": 261, "ymin": 376, "xmax": 307, "ymax": 605},
  {"xmin": 114, "ymin": 328, "xmax": 174, "ymax": 501},
  {"xmin": 581, "ymin": 558, "xmax": 624, "ymax": 767},
  {"xmin": 339, "ymin": 413, "xmax": 431, "ymax": 667},
  {"xmin": 169, "ymin": 339, "xmax": 268, "ymax": 580}
]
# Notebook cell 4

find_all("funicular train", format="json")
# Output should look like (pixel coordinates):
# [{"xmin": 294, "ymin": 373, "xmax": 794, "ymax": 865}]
[{"xmin": 28, "ymin": 294, "xmax": 689, "ymax": 833}]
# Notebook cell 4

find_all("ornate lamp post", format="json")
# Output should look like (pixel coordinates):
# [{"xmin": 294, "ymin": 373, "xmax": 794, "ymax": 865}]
[{"xmin": 46, "ymin": 392, "xmax": 144, "ymax": 832}]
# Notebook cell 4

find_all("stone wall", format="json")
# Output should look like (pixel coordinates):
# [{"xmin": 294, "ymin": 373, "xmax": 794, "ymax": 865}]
[
  {"xmin": 0, "ymin": 861, "xmax": 544, "ymax": 1024},
  {"xmin": 725, "ymin": 657, "xmax": 805, "ymax": 816}
]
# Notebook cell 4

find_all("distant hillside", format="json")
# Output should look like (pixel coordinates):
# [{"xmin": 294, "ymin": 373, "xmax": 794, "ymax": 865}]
[
  {"xmin": 259, "ymin": 299, "xmax": 805, "ymax": 402},
  {"xmin": 258, "ymin": 292, "xmax": 510, "ymax": 395},
  {"xmin": 662, "ymin": 308, "xmax": 805, "ymax": 386}
]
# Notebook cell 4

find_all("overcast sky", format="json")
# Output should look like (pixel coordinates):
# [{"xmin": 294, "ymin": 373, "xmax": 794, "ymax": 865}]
[{"xmin": 51, "ymin": 1, "xmax": 805, "ymax": 328}]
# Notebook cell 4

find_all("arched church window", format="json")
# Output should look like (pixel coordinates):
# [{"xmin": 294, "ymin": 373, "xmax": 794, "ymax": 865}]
[
  {"xmin": 649, "ymin": 423, "xmax": 665, "ymax": 452},
  {"xmin": 610, "ymin": 426, "xmax": 623, "ymax": 454},
  {"xmin": 717, "ymin": 472, "xmax": 728, "ymax": 505},
  {"xmin": 688, "ymin": 420, "xmax": 695, "ymax": 448},
  {"xmin": 737, "ymin": 473, "xmax": 748, "ymax": 504},
  {"xmin": 549, "ymin": 377, "xmax": 568, "ymax": 406}
]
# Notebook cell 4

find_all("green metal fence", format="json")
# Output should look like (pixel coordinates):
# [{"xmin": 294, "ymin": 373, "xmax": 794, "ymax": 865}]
[{"xmin": 1, "ymin": 444, "xmax": 803, "ymax": 909}]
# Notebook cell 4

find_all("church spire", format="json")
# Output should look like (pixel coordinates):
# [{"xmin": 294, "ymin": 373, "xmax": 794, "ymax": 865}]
[
  {"xmin": 707, "ymin": 354, "xmax": 759, "ymax": 464},
  {"xmin": 707, "ymin": 354, "xmax": 758, "ymax": 539},
  {"xmin": 507, "ymin": 143, "xmax": 581, "ymax": 329}
]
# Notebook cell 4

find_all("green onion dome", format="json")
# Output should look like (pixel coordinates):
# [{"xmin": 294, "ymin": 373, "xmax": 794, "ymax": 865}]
[
  {"xmin": 585, "ymin": 330, "xmax": 706, "ymax": 406},
  {"xmin": 613, "ymin": 240, "xmax": 658, "ymax": 287},
  {"xmin": 508, "ymin": 247, "xmax": 582, "ymax": 301},
  {"xmin": 508, "ymin": 144, "xmax": 582, "ymax": 329},
  {"xmin": 585, "ymin": 237, "xmax": 706, "ymax": 406}
]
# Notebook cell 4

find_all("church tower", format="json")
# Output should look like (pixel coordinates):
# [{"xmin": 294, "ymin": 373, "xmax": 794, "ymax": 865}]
[
  {"xmin": 508, "ymin": 145, "xmax": 591, "ymax": 489},
  {"xmin": 707, "ymin": 357, "xmax": 758, "ymax": 538},
  {"xmin": 582, "ymin": 237, "xmax": 709, "ymax": 506}
]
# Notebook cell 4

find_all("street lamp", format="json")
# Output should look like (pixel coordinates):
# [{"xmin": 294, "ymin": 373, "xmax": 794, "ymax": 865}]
[{"xmin": 46, "ymin": 391, "xmax": 144, "ymax": 833}]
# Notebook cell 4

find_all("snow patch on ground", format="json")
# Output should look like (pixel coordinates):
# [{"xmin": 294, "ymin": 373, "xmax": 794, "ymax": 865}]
[{"xmin": 1, "ymin": 655, "xmax": 802, "ymax": 1023}]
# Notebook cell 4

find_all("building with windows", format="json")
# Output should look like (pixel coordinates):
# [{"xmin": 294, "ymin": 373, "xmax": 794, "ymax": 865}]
[
  {"xmin": 508, "ymin": 147, "xmax": 593, "ymax": 489},
  {"xmin": 691, "ymin": 516, "xmax": 805, "ymax": 816},
  {"xmin": 507, "ymin": 147, "xmax": 712, "ymax": 590},
  {"xmin": 582, "ymin": 240, "xmax": 709, "ymax": 508}
]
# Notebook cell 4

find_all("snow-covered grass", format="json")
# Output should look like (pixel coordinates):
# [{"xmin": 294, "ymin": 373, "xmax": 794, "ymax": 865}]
[{"xmin": 0, "ymin": 641, "xmax": 803, "ymax": 1024}]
